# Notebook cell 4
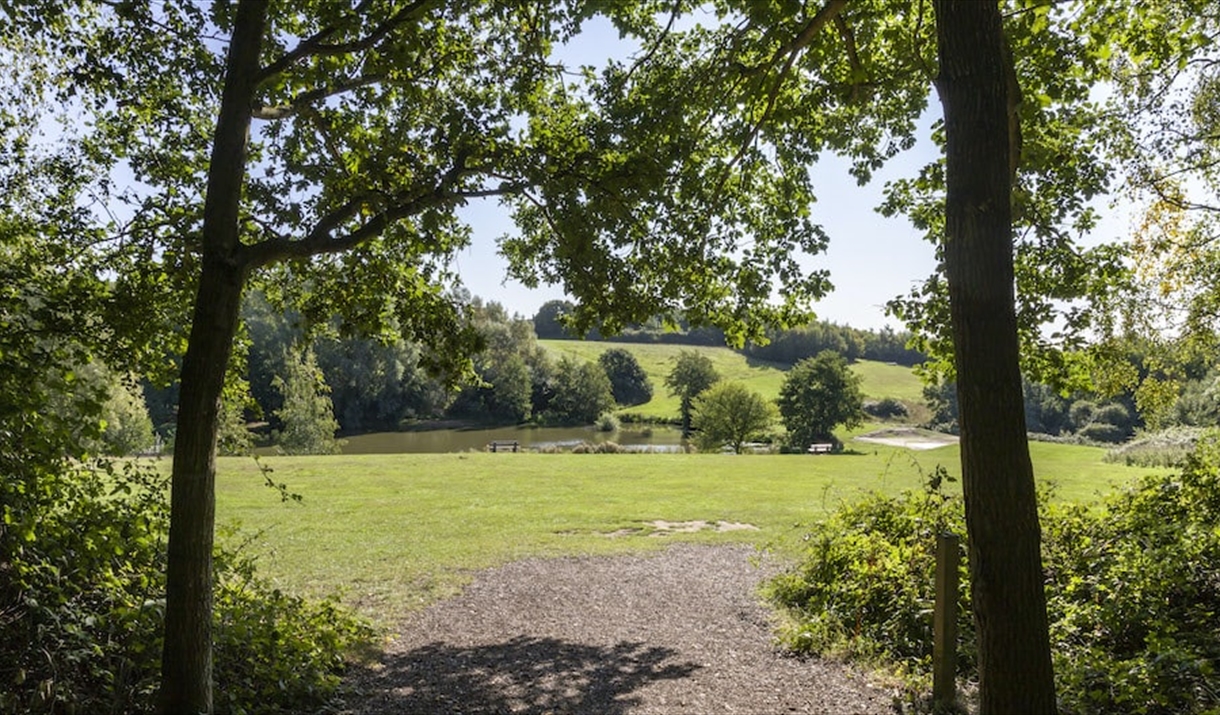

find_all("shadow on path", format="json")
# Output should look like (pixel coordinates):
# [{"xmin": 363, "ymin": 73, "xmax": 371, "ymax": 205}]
[{"xmin": 353, "ymin": 635, "xmax": 701, "ymax": 714}]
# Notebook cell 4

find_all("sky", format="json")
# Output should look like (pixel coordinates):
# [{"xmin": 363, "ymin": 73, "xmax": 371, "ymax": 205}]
[{"xmin": 449, "ymin": 16, "xmax": 946, "ymax": 332}]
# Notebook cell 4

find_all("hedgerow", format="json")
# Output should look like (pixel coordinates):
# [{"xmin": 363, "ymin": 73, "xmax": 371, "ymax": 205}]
[{"xmin": 767, "ymin": 437, "xmax": 1220, "ymax": 714}]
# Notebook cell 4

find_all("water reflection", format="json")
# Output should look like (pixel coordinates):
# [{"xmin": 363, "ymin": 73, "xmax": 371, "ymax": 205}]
[{"xmin": 339, "ymin": 425, "xmax": 686, "ymax": 454}]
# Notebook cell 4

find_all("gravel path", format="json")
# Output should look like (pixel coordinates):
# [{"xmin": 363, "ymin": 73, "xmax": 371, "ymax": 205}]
[{"xmin": 342, "ymin": 544, "xmax": 895, "ymax": 714}]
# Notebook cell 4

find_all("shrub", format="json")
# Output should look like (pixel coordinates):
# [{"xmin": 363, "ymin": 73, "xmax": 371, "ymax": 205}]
[
  {"xmin": 1105, "ymin": 426, "xmax": 1206, "ymax": 468},
  {"xmin": 1076, "ymin": 421, "xmax": 1127, "ymax": 444},
  {"xmin": 596, "ymin": 411, "xmax": 621, "ymax": 432},
  {"xmin": 1, "ymin": 461, "xmax": 376, "ymax": 715},
  {"xmin": 864, "ymin": 397, "xmax": 909, "ymax": 420},
  {"xmin": 767, "ymin": 437, "xmax": 1220, "ymax": 714},
  {"xmin": 765, "ymin": 466, "xmax": 968, "ymax": 679},
  {"xmin": 212, "ymin": 532, "xmax": 376, "ymax": 714}
]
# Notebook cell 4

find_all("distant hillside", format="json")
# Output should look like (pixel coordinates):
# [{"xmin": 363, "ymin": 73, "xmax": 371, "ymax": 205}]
[{"xmin": 539, "ymin": 340, "xmax": 924, "ymax": 421}]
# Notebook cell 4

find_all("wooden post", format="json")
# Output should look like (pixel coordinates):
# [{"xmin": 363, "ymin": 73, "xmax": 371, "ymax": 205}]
[{"xmin": 933, "ymin": 531, "xmax": 960, "ymax": 708}]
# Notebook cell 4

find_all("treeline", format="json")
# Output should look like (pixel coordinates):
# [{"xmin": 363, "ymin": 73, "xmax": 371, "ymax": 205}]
[
  {"xmin": 139, "ymin": 291, "xmax": 662, "ymax": 453},
  {"xmin": 924, "ymin": 344, "xmax": 1220, "ymax": 448},
  {"xmin": 532, "ymin": 299, "xmax": 926, "ymax": 366}
]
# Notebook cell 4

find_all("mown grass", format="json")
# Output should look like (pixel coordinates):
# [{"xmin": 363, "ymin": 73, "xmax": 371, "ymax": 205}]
[
  {"xmin": 216, "ymin": 437, "xmax": 1168, "ymax": 624},
  {"xmin": 538, "ymin": 339, "xmax": 921, "ymax": 420}
]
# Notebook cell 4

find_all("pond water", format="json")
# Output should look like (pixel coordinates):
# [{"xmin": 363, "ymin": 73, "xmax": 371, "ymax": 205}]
[{"xmin": 338, "ymin": 425, "xmax": 687, "ymax": 454}]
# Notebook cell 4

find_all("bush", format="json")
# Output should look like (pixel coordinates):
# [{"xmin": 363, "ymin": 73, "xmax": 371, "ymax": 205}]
[
  {"xmin": 1105, "ymin": 426, "xmax": 1206, "ymax": 468},
  {"xmin": 864, "ymin": 397, "xmax": 909, "ymax": 420},
  {"xmin": 765, "ymin": 466, "xmax": 968, "ymax": 679},
  {"xmin": 768, "ymin": 439, "xmax": 1220, "ymax": 714},
  {"xmin": 596, "ymin": 411, "xmax": 621, "ymax": 432},
  {"xmin": 212, "ymin": 532, "xmax": 375, "ymax": 714},
  {"xmin": 1076, "ymin": 421, "xmax": 1127, "ymax": 444},
  {"xmin": 1, "ymin": 461, "xmax": 375, "ymax": 715}
]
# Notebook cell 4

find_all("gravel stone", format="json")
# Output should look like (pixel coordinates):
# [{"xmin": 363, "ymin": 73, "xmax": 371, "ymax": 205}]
[{"xmin": 342, "ymin": 544, "xmax": 895, "ymax": 714}]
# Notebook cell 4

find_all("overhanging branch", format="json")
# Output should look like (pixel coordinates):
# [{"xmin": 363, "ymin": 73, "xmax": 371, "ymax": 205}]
[{"xmin": 257, "ymin": 0, "xmax": 427, "ymax": 83}]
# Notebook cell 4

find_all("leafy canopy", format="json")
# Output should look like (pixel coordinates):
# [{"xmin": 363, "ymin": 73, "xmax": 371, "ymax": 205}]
[
  {"xmin": 693, "ymin": 381, "xmax": 776, "ymax": 454},
  {"xmin": 777, "ymin": 350, "xmax": 864, "ymax": 449}
]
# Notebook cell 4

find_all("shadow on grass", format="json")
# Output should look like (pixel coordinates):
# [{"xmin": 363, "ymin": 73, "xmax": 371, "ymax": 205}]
[{"xmin": 351, "ymin": 636, "xmax": 700, "ymax": 714}]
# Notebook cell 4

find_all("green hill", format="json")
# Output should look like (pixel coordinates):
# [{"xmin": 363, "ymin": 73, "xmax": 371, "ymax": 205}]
[{"xmin": 539, "ymin": 339, "xmax": 924, "ymax": 421}]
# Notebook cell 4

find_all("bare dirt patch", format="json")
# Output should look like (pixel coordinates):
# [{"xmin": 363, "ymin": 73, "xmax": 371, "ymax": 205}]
[
  {"xmin": 562, "ymin": 521, "xmax": 762, "ymax": 538},
  {"xmin": 645, "ymin": 520, "xmax": 760, "ymax": 536},
  {"xmin": 855, "ymin": 427, "xmax": 958, "ymax": 451}
]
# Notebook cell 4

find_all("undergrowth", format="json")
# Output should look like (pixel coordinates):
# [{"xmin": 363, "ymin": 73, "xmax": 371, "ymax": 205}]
[
  {"xmin": 767, "ymin": 437, "xmax": 1220, "ymax": 714},
  {"xmin": 1, "ymin": 459, "xmax": 376, "ymax": 715},
  {"xmin": 1103, "ymin": 426, "xmax": 1206, "ymax": 468}
]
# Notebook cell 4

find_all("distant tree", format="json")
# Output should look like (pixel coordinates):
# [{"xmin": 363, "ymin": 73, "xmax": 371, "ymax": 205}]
[
  {"xmin": 777, "ymin": 351, "xmax": 864, "ymax": 450},
  {"xmin": 664, "ymin": 350, "xmax": 720, "ymax": 437},
  {"xmin": 923, "ymin": 380, "xmax": 961, "ymax": 435},
  {"xmin": 473, "ymin": 354, "xmax": 533, "ymax": 423},
  {"xmin": 693, "ymin": 382, "xmax": 775, "ymax": 454},
  {"xmin": 546, "ymin": 357, "xmax": 616, "ymax": 425},
  {"xmin": 533, "ymin": 299, "xmax": 575, "ymax": 339},
  {"xmin": 101, "ymin": 371, "xmax": 155, "ymax": 455},
  {"xmin": 599, "ymin": 348, "xmax": 653, "ymax": 406},
  {"xmin": 272, "ymin": 347, "xmax": 340, "ymax": 455},
  {"xmin": 452, "ymin": 299, "xmax": 548, "ymax": 424}
]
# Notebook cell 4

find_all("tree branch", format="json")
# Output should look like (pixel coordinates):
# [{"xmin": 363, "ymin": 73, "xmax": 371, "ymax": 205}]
[
  {"xmin": 240, "ymin": 168, "xmax": 529, "ymax": 270},
  {"xmin": 257, "ymin": 0, "xmax": 426, "ymax": 83},
  {"xmin": 252, "ymin": 74, "xmax": 386, "ymax": 120},
  {"xmin": 714, "ymin": 0, "xmax": 848, "ymax": 198}
]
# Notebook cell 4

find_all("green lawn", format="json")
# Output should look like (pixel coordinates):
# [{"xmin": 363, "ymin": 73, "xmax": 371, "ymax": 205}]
[
  {"xmin": 538, "ymin": 339, "xmax": 922, "ymax": 420},
  {"xmin": 216, "ymin": 437, "xmax": 1167, "ymax": 623}
]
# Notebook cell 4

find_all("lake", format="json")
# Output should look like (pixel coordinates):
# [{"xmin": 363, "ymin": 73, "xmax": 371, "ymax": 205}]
[{"xmin": 338, "ymin": 425, "xmax": 687, "ymax": 454}]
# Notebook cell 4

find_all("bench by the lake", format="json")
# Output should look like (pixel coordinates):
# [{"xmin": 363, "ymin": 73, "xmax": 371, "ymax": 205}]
[
  {"xmin": 489, "ymin": 440, "xmax": 520, "ymax": 453},
  {"xmin": 807, "ymin": 442, "xmax": 834, "ymax": 454}
]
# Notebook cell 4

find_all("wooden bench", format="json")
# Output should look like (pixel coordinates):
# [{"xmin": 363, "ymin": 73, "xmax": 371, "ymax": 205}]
[
  {"xmin": 489, "ymin": 440, "xmax": 520, "ymax": 453},
  {"xmin": 807, "ymin": 442, "xmax": 834, "ymax": 454}
]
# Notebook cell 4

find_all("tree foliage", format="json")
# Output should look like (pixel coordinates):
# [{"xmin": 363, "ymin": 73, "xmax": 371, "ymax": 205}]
[
  {"xmin": 598, "ymin": 347, "xmax": 653, "ymax": 406},
  {"xmin": 546, "ymin": 356, "xmax": 616, "ymax": 425},
  {"xmin": 692, "ymin": 381, "xmax": 775, "ymax": 454},
  {"xmin": 272, "ymin": 346, "xmax": 341, "ymax": 455},
  {"xmin": 770, "ymin": 436, "xmax": 1220, "ymax": 715},
  {"xmin": 664, "ymin": 350, "xmax": 720, "ymax": 436},
  {"xmin": 777, "ymin": 350, "xmax": 864, "ymax": 450}
]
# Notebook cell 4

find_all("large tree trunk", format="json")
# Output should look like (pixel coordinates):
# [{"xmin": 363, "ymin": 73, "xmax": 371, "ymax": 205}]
[
  {"xmin": 159, "ymin": 2, "xmax": 266, "ymax": 712},
  {"xmin": 933, "ymin": 2, "xmax": 1057, "ymax": 713}
]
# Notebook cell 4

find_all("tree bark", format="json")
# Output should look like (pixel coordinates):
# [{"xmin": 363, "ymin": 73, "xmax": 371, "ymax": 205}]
[
  {"xmin": 159, "ymin": 2, "xmax": 267, "ymax": 712},
  {"xmin": 932, "ymin": 2, "xmax": 1057, "ymax": 713}
]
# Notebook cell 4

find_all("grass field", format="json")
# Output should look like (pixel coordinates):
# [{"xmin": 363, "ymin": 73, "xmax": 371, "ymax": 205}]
[
  {"xmin": 216, "ymin": 436, "xmax": 1167, "ymax": 624},
  {"xmin": 539, "ymin": 339, "xmax": 922, "ymax": 420}
]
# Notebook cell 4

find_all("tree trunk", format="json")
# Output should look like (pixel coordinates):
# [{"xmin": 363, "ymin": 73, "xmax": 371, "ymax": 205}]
[
  {"xmin": 933, "ymin": 2, "xmax": 1057, "ymax": 713},
  {"xmin": 159, "ymin": 2, "xmax": 266, "ymax": 712}
]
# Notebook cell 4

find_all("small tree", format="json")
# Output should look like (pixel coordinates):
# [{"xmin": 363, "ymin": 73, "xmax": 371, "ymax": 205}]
[
  {"xmin": 777, "ymin": 350, "xmax": 864, "ymax": 451},
  {"xmin": 273, "ymin": 347, "xmax": 340, "ymax": 455},
  {"xmin": 693, "ymin": 382, "xmax": 775, "ymax": 454},
  {"xmin": 599, "ymin": 347, "xmax": 653, "ymax": 406},
  {"xmin": 546, "ymin": 357, "xmax": 616, "ymax": 425},
  {"xmin": 665, "ymin": 350, "xmax": 720, "ymax": 437}
]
